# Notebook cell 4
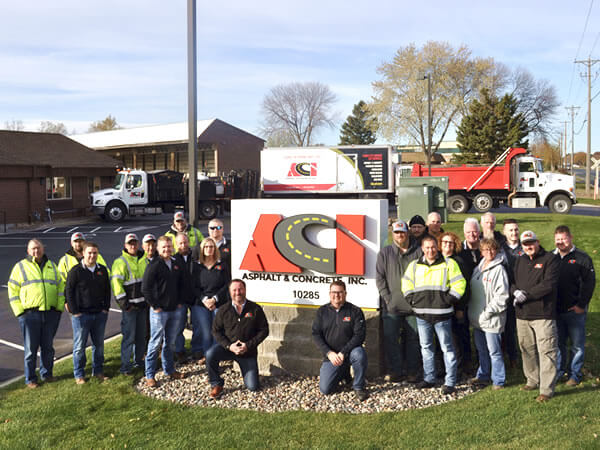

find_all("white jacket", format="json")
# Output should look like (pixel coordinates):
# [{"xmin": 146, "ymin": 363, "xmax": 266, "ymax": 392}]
[{"xmin": 468, "ymin": 255, "xmax": 509, "ymax": 333}]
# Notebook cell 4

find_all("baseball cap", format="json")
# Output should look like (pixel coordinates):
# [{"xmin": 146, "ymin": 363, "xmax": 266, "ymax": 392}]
[
  {"xmin": 392, "ymin": 221, "xmax": 408, "ymax": 233},
  {"xmin": 409, "ymin": 215, "xmax": 426, "ymax": 227},
  {"xmin": 124, "ymin": 233, "xmax": 138, "ymax": 244},
  {"xmin": 71, "ymin": 232, "xmax": 85, "ymax": 242},
  {"xmin": 174, "ymin": 211, "xmax": 185, "ymax": 221},
  {"xmin": 142, "ymin": 233, "xmax": 156, "ymax": 243},
  {"xmin": 520, "ymin": 230, "xmax": 538, "ymax": 243}
]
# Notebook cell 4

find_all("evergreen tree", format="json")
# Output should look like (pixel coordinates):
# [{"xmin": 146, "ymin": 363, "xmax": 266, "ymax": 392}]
[
  {"xmin": 455, "ymin": 89, "xmax": 529, "ymax": 164},
  {"xmin": 339, "ymin": 100, "xmax": 378, "ymax": 145}
]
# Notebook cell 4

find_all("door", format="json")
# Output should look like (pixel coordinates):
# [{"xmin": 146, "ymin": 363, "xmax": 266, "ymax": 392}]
[{"xmin": 125, "ymin": 174, "xmax": 146, "ymax": 205}]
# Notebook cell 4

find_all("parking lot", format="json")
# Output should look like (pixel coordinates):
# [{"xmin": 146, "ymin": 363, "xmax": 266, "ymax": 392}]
[{"xmin": 0, "ymin": 214, "xmax": 223, "ymax": 385}]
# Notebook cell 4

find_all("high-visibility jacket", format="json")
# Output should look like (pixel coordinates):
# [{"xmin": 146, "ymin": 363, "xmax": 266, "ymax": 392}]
[
  {"xmin": 111, "ymin": 249, "xmax": 148, "ymax": 310},
  {"xmin": 402, "ymin": 254, "xmax": 466, "ymax": 323},
  {"xmin": 58, "ymin": 250, "xmax": 109, "ymax": 282},
  {"xmin": 7, "ymin": 255, "xmax": 65, "ymax": 316},
  {"xmin": 165, "ymin": 225, "xmax": 204, "ymax": 253}
]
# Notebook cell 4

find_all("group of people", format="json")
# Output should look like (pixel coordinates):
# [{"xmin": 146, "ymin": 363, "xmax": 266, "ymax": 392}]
[{"xmin": 376, "ymin": 211, "xmax": 595, "ymax": 402}]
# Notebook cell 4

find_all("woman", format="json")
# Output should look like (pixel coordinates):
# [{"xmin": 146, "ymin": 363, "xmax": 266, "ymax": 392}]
[
  {"xmin": 468, "ymin": 238, "xmax": 509, "ymax": 389},
  {"xmin": 191, "ymin": 237, "xmax": 231, "ymax": 360}
]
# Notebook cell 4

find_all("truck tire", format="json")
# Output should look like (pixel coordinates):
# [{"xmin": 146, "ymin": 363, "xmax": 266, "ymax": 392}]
[
  {"xmin": 200, "ymin": 201, "xmax": 217, "ymax": 219},
  {"xmin": 448, "ymin": 195, "xmax": 469, "ymax": 214},
  {"xmin": 473, "ymin": 193, "xmax": 493, "ymax": 212},
  {"xmin": 105, "ymin": 201, "xmax": 127, "ymax": 222},
  {"xmin": 548, "ymin": 194, "xmax": 572, "ymax": 214}
]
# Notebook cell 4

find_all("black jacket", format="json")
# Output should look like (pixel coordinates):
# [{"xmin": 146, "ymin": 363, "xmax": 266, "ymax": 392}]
[
  {"xmin": 212, "ymin": 299, "xmax": 269, "ymax": 357},
  {"xmin": 141, "ymin": 257, "xmax": 184, "ymax": 311},
  {"xmin": 554, "ymin": 247, "xmax": 596, "ymax": 313},
  {"xmin": 312, "ymin": 301, "xmax": 366, "ymax": 359},
  {"xmin": 66, "ymin": 263, "xmax": 111, "ymax": 314},
  {"xmin": 192, "ymin": 260, "xmax": 230, "ymax": 308},
  {"xmin": 512, "ymin": 247, "xmax": 560, "ymax": 320},
  {"xmin": 175, "ymin": 251, "xmax": 195, "ymax": 305},
  {"xmin": 192, "ymin": 239, "xmax": 232, "ymax": 273}
]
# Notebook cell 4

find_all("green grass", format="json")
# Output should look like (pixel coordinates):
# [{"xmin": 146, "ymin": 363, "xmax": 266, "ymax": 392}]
[{"xmin": 1, "ymin": 214, "xmax": 600, "ymax": 449}]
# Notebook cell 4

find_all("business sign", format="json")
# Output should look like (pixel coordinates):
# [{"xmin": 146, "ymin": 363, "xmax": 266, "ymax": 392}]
[{"xmin": 231, "ymin": 199, "xmax": 387, "ymax": 309}]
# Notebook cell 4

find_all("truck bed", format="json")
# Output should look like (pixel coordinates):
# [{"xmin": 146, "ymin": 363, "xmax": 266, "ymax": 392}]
[{"xmin": 411, "ymin": 164, "xmax": 510, "ymax": 191}]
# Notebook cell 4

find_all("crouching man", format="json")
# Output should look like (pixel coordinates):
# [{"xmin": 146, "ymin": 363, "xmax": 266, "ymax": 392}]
[
  {"xmin": 312, "ymin": 280, "xmax": 369, "ymax": 401},
  {"xmin": 206, "ymin": 279, "xmax": 269, "ymax": 399}
]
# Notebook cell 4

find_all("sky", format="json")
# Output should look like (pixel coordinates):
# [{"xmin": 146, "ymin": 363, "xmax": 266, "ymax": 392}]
[{"xmin": 1, "ymin": 1, "xmax": 599, "ymax": 154}]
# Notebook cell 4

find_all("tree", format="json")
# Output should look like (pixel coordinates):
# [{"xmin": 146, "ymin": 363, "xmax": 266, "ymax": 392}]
[
  {"xmin": 455, "ymin": 89, "xmax": 529, "ymax": 163},
  {"xmin": 339, "ymin": 100, "xmax": 378, "ymax": 145},
  {"xmin": 531, "ymin": 139, "xmax": 561, "ymax": 171},
  {"xmin": 3, "ymin": 119, "xmax": 24, "ymax": 131},
  {"xmin": 260, "ymin": 81, "xmax": 337, "ymax": 146},
  {"xmin": 370, "ymin": 41, "xmax": 504, "ymax": 170},
  {"xmin": 38, "ymin": 121, "xmax": 68, "ymax": 134},
  {"xmin": 88, "ymin": 114, "xmax": 121, "ymax": 132}
]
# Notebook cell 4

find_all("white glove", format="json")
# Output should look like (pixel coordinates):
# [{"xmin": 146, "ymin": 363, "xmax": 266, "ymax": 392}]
[{"xmin": 513, "ymin": 290, "xmax": 527, "ymax": 306}]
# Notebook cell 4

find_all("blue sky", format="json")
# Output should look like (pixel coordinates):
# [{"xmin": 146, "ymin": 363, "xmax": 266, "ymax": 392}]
[{"xmin": 1, "ymin": 1, "xmax": 598, "ymax": 153}]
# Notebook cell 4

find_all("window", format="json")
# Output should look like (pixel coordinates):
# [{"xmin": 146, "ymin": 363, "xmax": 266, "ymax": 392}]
[
  {"xmin": 125, "ymin": 174, "xmax": 143, "ymax": 189},
  {"xmin": 46, "ymin": 177, "xmax": 72, "ymax": 200},
  {"xmin": 88, "ymin": 176, "xmax": 101, "ymax": 194},
  {"xmin": 519, "ymin": 162, "xmax": 535, "ymax": 173}
]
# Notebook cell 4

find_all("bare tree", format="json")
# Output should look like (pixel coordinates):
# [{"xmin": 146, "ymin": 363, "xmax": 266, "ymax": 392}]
[
  {"xmin": 88, "ymin": 114, "xmax": 121, "ymax": 132},
  {"xmin": 3, "ymin": 119, "xmax": 25, "ymax": 131},
  {"xmin": 39, "ymin": 121, "xmax": 68, "ymax": 134},
  {"xmin": 260, "ymin": 81, "xmax": 337, "ymax": 146}
]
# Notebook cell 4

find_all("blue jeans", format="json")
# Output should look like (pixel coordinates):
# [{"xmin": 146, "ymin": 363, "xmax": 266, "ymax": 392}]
[
  {"xmin": 18, "ymin": 309, "xmax": 61, "ymax": 384},
  {"xmin": 206, "ymin": 343, "xmax": 260, "ymax": 391},
  {"xmin": 191, "ymin": 305, "xmax": 215, "ymax": 354},
  {"xmin": 557, "ymin": 310, "xmax": 587, "ymax": 383},
  {"xmin": 382, "ymin": 312, "xmax": 421, "ymax": 377},
  {"xmin": 120, "ymin": 307, "xmax": 148, "ymax": 373},
  {"xmin": 71, "ymin": 312, "xmax": 108, "ymax": 379},
  {"xmin": 145, "ymin": 306, "xmax": 186, "ymax": 379},
  {"xmin": 473, "ymin": 328, "xmax": 505, "ymax": 386},
  {"xmin": 174, "ymin": 305, "xmax": 190, "ymax": 354},
  {"xmin": 319, "ymin": 346, "xmax": 367, "ymax": 394},
  {"xmin": 416, "ymin": 317, "xmax": 457, "ymax": 387}
]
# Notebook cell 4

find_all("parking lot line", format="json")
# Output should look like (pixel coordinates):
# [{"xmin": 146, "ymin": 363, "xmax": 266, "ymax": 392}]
[
  {"xmin": 90, "ymin": 226, "xmax": 101, "ymax": 233},
  {"xmin": 66, "ymin": 226, "xmax": 79, "ymax": 233},
  {"xmin": 0, "ymin": 338, "xmax": 24, "ymax": 351},
  {"xmin": 42, "ymin": 227, "xmax": 56, "ymax": 233}
]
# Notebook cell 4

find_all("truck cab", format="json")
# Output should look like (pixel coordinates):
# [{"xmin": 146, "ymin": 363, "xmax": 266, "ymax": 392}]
[{"xmin": 90, "ymin": 169, "xmax": 149, "ymax": 222}]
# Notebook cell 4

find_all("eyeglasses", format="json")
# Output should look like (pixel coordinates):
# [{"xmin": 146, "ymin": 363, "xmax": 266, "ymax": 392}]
[
  {"xmin": 209, "ymin": 226, "xmax": 223, "ymax": 230},
  {"xmin": 441, "ymin": 240, "xmax": 454, "ymax": 245},
  {"xmin": 481, "ymin": 248, "xmax": 497, "ymax": 253},
  {"xmin": 330, "ymin": 291, "xmax": 345, "ymax": 296}
]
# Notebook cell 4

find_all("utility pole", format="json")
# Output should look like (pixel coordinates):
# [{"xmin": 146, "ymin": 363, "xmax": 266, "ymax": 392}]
[
  {"xmin": 420, "ymin": 74, "xmax": 433, "ymax": 175},
  {"xmin": 187, "ymin": 0, "xmax": 198, "ymax": 225},
  {"xmin": 561, "ymin": 121, "xmax": 568, "ymax": 170},
  {"xmin": 575, "ymin": 57, "xmax": 600, "ymax": 195},
  {"xmin": 565, "ymin": 106, "xmax": 580, "ymax": 176}
]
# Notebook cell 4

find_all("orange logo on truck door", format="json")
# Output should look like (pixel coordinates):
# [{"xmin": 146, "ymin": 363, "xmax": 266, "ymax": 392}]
[
  {"xmin": 240, "ymin": 213, "xmax": 365, "ymax": 275},
  {"xmin": 287, "ymin": 162, "xmax": 317, "ymax": 177}
]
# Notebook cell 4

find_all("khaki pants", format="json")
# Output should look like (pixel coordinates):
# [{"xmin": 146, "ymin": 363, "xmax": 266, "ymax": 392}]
[{"xmin": 516, "ymin": 318, "xmax": 559, "ymax": 397}]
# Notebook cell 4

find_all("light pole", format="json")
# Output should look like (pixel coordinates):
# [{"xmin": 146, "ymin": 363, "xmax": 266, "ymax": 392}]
[
  {"xmin": 421, "ymin": 74, "xmax": 433, "ymax": 176},
  {"xmin": 187, "ymin": 0, "xmax": 198, "ymax": 226}
]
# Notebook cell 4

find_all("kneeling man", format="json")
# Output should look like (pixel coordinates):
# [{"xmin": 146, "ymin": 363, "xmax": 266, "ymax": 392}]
[
  {"xmin": 206, "ymin": 279, "xmax": 269, "ymax": 399},
  {"xmin": 312, "ymin": 280, "xmax": 368, "ymax": 401}
]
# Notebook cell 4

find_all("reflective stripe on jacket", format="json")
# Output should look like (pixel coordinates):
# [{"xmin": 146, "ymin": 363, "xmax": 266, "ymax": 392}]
[
  {"xmin": 7, "ymin": 256, "xmax": 65, "ymax": 316},
  {"xmin": 58, "ymin": 251, "xmax": 109, "ymax": 282},
  {"xmin": 111, "ymin": 249, "xmax": 148, "ymax": 310}
]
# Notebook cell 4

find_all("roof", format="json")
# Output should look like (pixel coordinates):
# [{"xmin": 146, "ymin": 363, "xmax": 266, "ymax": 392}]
[
  {"xmin": 70, "ymin": 120, "xmax": 217, "ymax": 149},
  {"xmin": 0, "ymin": 130, "xmax": 119, "ymax": 168},
  {"xmin": 400, "ymin": 152, "xmax": 445, "ymax": 164}
]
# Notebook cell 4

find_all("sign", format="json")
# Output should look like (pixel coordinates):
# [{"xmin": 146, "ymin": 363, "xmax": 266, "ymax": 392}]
[{"xmin": 231, "ymin": 199, "xmax": 387, "ymax": 309}]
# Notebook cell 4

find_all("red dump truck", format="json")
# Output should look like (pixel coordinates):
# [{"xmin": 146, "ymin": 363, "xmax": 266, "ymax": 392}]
[{"xmin": 410, "ymin": 147, "xmax": 576, "ymax": 214}]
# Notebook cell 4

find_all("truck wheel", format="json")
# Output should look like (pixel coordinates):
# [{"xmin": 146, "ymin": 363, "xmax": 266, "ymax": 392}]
[
  {"xmin": 200, "ymin": 201, "xmax": 217, "ymax": 219},
  {"xmin": 448, "ymin": 195, "xmax": 469, "ymax": 214},
  {"xmin": 473, "ymin": 193, "xmax": 493, "ymax": 212},
  {"xmin": 105, "ymin": 201, "xmax": 126, "ymax": 222},
  {"xmin": 549, "ymin": 194, "xmax": 572, "ymax": 214}
]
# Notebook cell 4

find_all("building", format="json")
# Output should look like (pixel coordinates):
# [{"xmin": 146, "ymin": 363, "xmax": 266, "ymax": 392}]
[
  {"xmin": 397, "ymin": 141, "xmax": 460, "ymax": 163},
  {"xmin": 0, "ymin": 131, "xmax": 119, "ymax": 226},
  {"xmin": 70, "ymin": 119, "xmax": 265, "ymax": 176}
]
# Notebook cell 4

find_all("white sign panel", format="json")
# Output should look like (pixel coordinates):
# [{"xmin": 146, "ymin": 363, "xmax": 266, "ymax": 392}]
[{"xmin": 231, "ymin": 199, "xmax": 387, "ymax": 309}]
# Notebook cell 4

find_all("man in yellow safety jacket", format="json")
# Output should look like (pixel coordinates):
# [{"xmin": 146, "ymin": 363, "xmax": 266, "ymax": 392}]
[
  {"xmin": 58, "ymin": 232, "xmax": 109, "ymax": 283},
  {"xmin": 165, "ymin": 211, "xmax": 204, "ymax": 253},
  {"xmin": 7, "ymin": 239, "xmax": 64, "ymax": 388}
]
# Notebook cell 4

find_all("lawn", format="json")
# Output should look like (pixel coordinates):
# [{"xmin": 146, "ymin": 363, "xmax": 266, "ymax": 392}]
[{"xmin": 1, "ymin": 213, "xmax": 599, "ymax": 449}]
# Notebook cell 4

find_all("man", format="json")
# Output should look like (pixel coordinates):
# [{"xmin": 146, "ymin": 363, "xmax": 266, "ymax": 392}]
[
  {"xmin": 501, "ymin": 219, "xmax": 523, "ymax": 368},
  {"xmin": 312, "ymin": 280, "xmax": 369, "ymax": 401},
  {"xmin": 111, "ymin": 233, "xmax": 149, "ymax": 375},
  {"xmin": 480, "ymin": 212, "xmax": 506, "ymax": 246},
  {"xmin": 512, "ymin": 230, "xmax": 560, "ymax": 402},
  {"xmin": 408, "ymin": 215, "xmax": 427, "ymax": 244},
  {"xmin": 460, "ymin": 218, "xmax": 482, "ymax": 268},
  {"xmin": 376, "ymin": 220, "xmax": 422, "ymax": 383},
  {"xmin": 206, "ymin": 279, "xmax": 269, "ymax": 398},
  {"xmin": 402, "ymin": 235, "xmax": 466, "ymax": 394},
  {"xmin": 142, "ymin": 236, "xmax": 187, "ymax": 387},
  {"xmin": 142, "ymin": 234, "xmax": 158, "ymax": 262},
  {"xmin": 58, "ymin": 232, "xmax": 109, "ymax": 282},
  {"xmin": 7, "ymin": 239, "xmax": 64, "ymax": 388},
  {"xmin": 553, "ymin": 225, "xmax": 595, "ymax": 386},
  {"xmin": 165, "ymin": 211, "xmax": 204, "ymax": 253},
  {"xmin": 173, "ymin": 233, "xmax": 198, "ymax": 362},
  {"xmin": 426, "ymin": 212, "xmax": 444, "ymax": 238},
  {"xmin": 192, "ymin": 218, "xmax": 231, "ymax": 269},
  {"xmin": 66, "ymin": 242, "xmax": 111, "ymax": 384}
]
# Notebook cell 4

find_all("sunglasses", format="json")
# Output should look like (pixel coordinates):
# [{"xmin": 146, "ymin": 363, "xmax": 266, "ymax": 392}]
[{"xmin": 209, "ymin": 226, "xmax": 223, "ymax": 230}]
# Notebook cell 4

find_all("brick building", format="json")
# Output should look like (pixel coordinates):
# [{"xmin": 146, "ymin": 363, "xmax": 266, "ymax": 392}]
[{"xmin": 0, "ymin": 131, "xmax": 119, "ymax": 226}]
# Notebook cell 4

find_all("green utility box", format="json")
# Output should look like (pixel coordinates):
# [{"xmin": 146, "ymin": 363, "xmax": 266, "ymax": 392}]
[{"xmin": 396, "ymin": 176, "xmax": 448, "ymax": 224}]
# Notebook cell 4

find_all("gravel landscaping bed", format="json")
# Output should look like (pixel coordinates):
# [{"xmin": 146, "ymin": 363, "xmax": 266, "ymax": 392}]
[{"xmin": 135, "ymin": 359, "xmax": 480, "ymax": 414}]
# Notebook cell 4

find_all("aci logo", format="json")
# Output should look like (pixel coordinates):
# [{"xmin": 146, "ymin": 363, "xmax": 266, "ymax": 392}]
[
  {"xmin": 287, "ymin": 162, "xmax": 317, "ymax": 177},
  {"xmin": 240, "ymin": 213, "xmax": 365, "ymax": 275}
]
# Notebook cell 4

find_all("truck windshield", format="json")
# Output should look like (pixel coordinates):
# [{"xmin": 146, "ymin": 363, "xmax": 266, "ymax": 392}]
[{"xmin": 113, "ymin": 173, "xmax": 125, "ymax": 190}]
